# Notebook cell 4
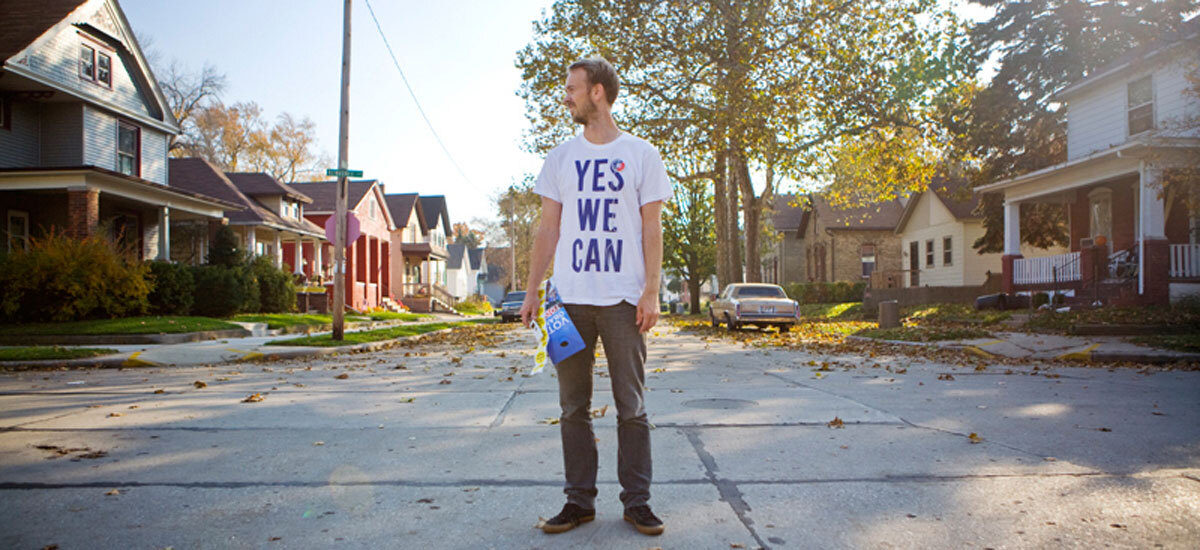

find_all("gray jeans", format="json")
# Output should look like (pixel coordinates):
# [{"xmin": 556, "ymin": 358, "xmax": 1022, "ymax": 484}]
[{"xmin": 555, "ymin": 302, "xmax": 652, "ymax": 510}]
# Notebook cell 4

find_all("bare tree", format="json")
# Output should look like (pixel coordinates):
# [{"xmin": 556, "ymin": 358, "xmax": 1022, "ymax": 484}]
[{"xmin": 156, "ymin": 62, "xmax": 227, "ymax": 155}]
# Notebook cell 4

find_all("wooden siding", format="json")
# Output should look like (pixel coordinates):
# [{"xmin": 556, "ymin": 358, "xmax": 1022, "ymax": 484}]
[
  {"xmin": 82, "ymin": 104, "xmax": 116, "ymax": 171},
  {"xmin": 0, "ymin": 101, "xmax": 41, "ymax": 167},
  {"xmin": 39, "ymin": 103, "xmax": 83, "ymax": 167},
  {"xmin": 141, "ymin": 127, "xmax": 167, "ymax": 184},
  {"xmin": 1067, "ymin": 52, "xmax": 1199, "ymax": 160}
]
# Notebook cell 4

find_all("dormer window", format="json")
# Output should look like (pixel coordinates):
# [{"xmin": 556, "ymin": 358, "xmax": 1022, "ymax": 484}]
[
  {"xmin": 97, "ymin": 53, "xmax": 112, "ymax": 86},
  {"xmin": 1127, "ymin": 76, "xmax": 1153, "ymax": 136},
  {"xmin": 79, "ymin": 45, "xmax": 95, "ymax": 80}
]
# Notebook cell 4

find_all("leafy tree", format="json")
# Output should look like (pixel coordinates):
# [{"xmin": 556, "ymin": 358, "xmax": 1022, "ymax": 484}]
[
  {"xmin": 663, "ymin": 175, "xmax": 716, "ymax": 316},
  {"xmin": 495, "ymin": 177, "xmax": 542, "ymax": 290},
  {"xmin": 206, "ymin": 225, "xmax": 245, "ymax": 268},
  {"xmin": 452, "ymin": 222, "xmax": 484, "ymax": 249}
]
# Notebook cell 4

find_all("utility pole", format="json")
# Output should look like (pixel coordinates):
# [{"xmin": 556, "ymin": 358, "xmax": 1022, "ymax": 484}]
[{"xmin": 332, "ymin": 0, "xmax": 352, "ymax": 340}]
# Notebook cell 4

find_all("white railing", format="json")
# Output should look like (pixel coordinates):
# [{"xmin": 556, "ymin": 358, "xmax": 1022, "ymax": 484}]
[
  {"xmin": 1170, "ymin": 244, "xmax": 1200, "ymax": 278},
  {"xmin": 1013, "ymin": 252, "xmax": 1081, "ymax": 285}
]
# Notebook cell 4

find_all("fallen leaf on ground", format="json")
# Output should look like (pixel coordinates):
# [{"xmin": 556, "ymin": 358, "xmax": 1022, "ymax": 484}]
[
  {"xmin": 193, "ymin": 381, "xmax": 207, "ymax": 388},
  {"xmin": 937, "ymin": 374, "xmax": 955, "ymax": 381},
  {"xmin": 313, "ymin": 441, "xmax": 324, "ymax": 446},
  {"xmin": 591, "ymin": 405, "xmax": 609, "ymax": 418},
  {"xmin": 334, "ymin": 373, "xmax": 349, "ymax": 380},
  {"xmin": 651, "ymin": 367, "xmax": 666, "ymax": 373},
  {"xmin": 399, "ymin": 397, "xmax": 415, "ymax": 403},
  {"xmin": 827, "ymin": 417, "xmax": 844, "ymax": 429},
  {"xmin": 153, "ymin": 389, "xmax": 165, "ymax": 394},
  {"xmin": 539, "ymin": 417, "xmax": 561, "ymax": 425},
  {"xmin": 107, "ymin": 412, "xmax": 122, "ymax": 418},
  {"xmin": 438, "ymin": 379, "xmax": 452, "ymax": 385},
  {"xmin": 105, "ymin": 489, "xmax": 120, "ymax": 496},
  {"xmin": 968, "ymin": 432, "xmax": 983, "ymax": 444},
  {"xmin": 243, "ymin": 393, "xmax": 265, "ymax": 403},
  {"xmin": 416, "ymin": 498, "xmax": 434, "ymax": 503}
]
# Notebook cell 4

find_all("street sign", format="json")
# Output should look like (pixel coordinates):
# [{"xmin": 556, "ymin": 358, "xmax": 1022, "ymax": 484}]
[
  {"xmin": 326, "ymin": 168, "xmax": 363, "ymax": 178},
  {"xmin": 324, "ymin": 212, "xmax": 361, "ymax": 246}
]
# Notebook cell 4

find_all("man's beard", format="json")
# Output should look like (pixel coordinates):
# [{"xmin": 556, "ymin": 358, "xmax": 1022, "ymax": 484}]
[{"xmin": 571, "ymin": 98, "xmax": 595, "ymax": 125}]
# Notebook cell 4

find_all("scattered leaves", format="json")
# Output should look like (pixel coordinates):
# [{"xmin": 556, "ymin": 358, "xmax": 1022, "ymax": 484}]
[
  {"xmin": 334, "ymin": 373, "xmax": 349, "ymax": 379},
  {"xmin": 242, "ymin": 393, "xmax": 265, "ymax": 403},
  {"xmin": 968, "ymin": 432, "xmax": 983, "ymax": 444},
  {"xmin": 193, "ymin": 381, "xmax": 207, "ymax": 389},
  {"xmin": 937, "ymin": 373, "xmax": 955, "ymax": 381},
  {"xmin": 827, "ymin": 416, "xmax": 844, "ymax": 429}
]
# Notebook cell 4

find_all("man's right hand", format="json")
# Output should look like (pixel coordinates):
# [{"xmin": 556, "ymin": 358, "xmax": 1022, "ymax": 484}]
[{"xmin": 519, "ymin": 292, "xmax": 540, "ymax": 328}]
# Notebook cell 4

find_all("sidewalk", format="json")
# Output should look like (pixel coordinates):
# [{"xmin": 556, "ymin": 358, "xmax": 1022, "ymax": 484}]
[
  {"xmin": 856, "ymin": 331, "xmax": 1200, "ymax": 364},
  {"xmin": 0, "ymin": 313, "xmax": 477, "ymax": 369}
]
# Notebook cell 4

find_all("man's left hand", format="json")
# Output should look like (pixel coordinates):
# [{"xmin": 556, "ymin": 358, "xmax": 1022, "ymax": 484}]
[{"xmin": 635, "ymin": 291, "xmax": 659, "ymax": 333}]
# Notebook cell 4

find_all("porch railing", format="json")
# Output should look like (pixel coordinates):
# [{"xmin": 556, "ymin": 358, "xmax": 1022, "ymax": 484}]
[
  {"xmin": 400, "ymin": 282, "xmax": 458, "ymax": 305},
  {"xmin": 1170, "ymin": 244, "xmax": 1200, "ymax": 279},
  {"xmin": 1013, "ymin": 252, "xmax": 1081, "ymax": 285}
]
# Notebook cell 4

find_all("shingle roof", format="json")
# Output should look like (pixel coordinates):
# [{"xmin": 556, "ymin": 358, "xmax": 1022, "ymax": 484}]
[
  {"xmin": 772, "ymin": 194, "xmax": 807, "ymax": 231},
  {"xmin": 468, "ymin": 247, "xmax": 485, "ymax": 271},
  {"xmin": 446, "ymin": 243, "xmax": 467, "ymax": 269},
  {"xmin": 287, "ymin": 180, "xmax": 376, "ymax": 213},
  {"xmin": 0, "ymin": 0, "xmax": 86, "ymax": 62},
  {"xmin": 419, "ymin": 195, "xmax": 451, "ymax": 235},
  {"xmin": 226, "ymin": 172, "xmax": 312, "ymax": 203},
  {"xmin": 169, "ymin": 158, "xmax": 323, "ymax": 237},
  {"xmin": 810, "ymin": 194, "xmax": 905, "ymax": 231},
  {"xmin": 383, "ymin": 193, "xmax": 422, "ymax": 230}
]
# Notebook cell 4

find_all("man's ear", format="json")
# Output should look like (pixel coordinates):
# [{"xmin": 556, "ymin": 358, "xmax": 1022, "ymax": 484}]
[{"xmin": 591, "ymin": 83, "xmax": 606, "ymax": 104}]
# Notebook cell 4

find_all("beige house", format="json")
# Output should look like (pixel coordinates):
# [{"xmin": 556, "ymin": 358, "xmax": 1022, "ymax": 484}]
[
  {"xmin": 894, "ymin": 181, "xmax": 995, "ymax": 287},
  {"xmin": 800, "ymin": 194, "xmax": 905, "ymax": 284}
]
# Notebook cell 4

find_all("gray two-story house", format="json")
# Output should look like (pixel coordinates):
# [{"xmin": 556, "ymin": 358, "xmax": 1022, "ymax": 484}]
[{"xmin": 1, "ymin": 0, "xmax": 233, "ymax": 260}]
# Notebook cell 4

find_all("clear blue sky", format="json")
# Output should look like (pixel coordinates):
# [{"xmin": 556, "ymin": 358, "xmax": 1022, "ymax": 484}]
[
  {"xmin": 123, "ymin": 0, "xmax": 992, "ymax": 229},
  {"xmin": 124, "ymin": 0, "xmax": 553, "ymax": 228}
]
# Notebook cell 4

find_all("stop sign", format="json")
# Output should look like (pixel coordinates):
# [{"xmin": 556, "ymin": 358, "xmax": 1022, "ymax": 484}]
[{"xmin": 324, "ymin": 212, "xmax": 361, "ymax": 246}]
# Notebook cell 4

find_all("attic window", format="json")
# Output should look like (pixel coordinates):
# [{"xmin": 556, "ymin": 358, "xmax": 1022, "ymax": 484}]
[
  {"xmin": 1127, "ymin": 76, "xmax": 1154, "ymax": 136},
  {"xmin": 79, "ymin": 45, "xmax": 95, "ymax": 80},
  {"xmin": 97, "ymin": 53, "xmax": 111, "ymax": 86}
]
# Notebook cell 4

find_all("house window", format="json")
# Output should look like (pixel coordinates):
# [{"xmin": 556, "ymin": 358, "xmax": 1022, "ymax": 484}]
[
  {"xmin": 860, "ymin": 244, "xmax": 876, "ymax": 279},
  {"xmin": 925, "ymin": 239, "xmax": 934, "ymax": 267},
  {"xmin": 117, "ymin": 121, "xmax": 139, "ymax": 176},
  {"xmin": 79, "ymin": 44, "xmax": 96, "ymax": 80},
  {"xmin": 7, "ymin": 210, "xmax": 29, "ymax": 253},
  {"xmin": 97, "ymin": 53, "xmax": 112, "ymax": 86},
  {"xmin": 943, "ymin": 236, "xmax": 952, "ymax": 266},
  {"xmin": 1127, "ymin": 75, "xmax": 1153, "ymax": 136}
]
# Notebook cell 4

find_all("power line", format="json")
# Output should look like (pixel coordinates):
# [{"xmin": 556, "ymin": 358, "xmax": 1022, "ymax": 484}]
[{"xmin": 363, "ymin": 0, "xmax": 475, "ymax": 188}]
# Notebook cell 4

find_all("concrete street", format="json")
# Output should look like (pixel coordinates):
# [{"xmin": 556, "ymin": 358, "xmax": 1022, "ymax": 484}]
[{"xmin": 1, "ymin": 323, "xmax": 1197, "ymax": 549}]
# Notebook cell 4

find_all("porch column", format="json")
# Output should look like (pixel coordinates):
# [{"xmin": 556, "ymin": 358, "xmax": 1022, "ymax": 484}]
[
  {"xmin": 365, "ymin": 236, "xmax": 373, "ymax": 306},
  {"xmin": 273, "ymin": 232, "xmax": 283, "ymax": 269},
  {"xmin": 66, "ymin": 188, "xmax": 99, "ymax": 238},
  {"xmin": 157, "ymin": 206, "xmax": 170, "ymax": 261},
  {"xmin": 1138, "ymin": 162, "xmax": 1169, "ymax": 304},
  {"xmin": 1001, "ymin": 198, "xmax": 1023, "ymax": 294},
  {"xmin": 246, "ymin": 229, "xmax": 257, "ymax": 257},
  {"xmin": 374, "ymin": 237, "xmax": 382, "ymax": 304},
  {"xmin": 293, "ymin": 236, "xmax": 305, "ymax": 275},
  {"xmin": 382, "ymin": 242, "xmax": 390, "ymax": 299},
  {"xmin": 346, "ymin": 240, "xmax": 357, "ymax": 309},
  {"xmin": 314, "ymin": 241, "xmax": 323, "ymax": 279}
]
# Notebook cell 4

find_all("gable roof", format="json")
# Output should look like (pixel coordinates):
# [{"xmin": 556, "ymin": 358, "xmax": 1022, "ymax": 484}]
[
  {"xmin": 446, "ymin": 243, "xmax": 467, "ymax": 269},
  {"xmin": 808, "ymin": 194, "xmax": 905, "ymax": 232},
  {"xmin": 894, "ymin": 178, "xmax": 982, "ymax": 234},
  {"xmin": 169, "ymin": 158, "xmax": 323, "ymax": 238},
  {"xmin": 2, "ymin": 0, "xmax": 178, "ymax": 133},
  {"xmin": 383, "ymin": 193, "xmax": 425, "ymax": 232},
  {"xmin": 772, "ymin": 194, "xmax": 807, "ymax": 232},
  {"xmin": 468, "ymin": 247, "xmax": 485, "ymax": 271},
  {"xmin": 1058, "ymin": 17, "xmax": 1200, "ymax": 100},
  {"xmin": 226, "ymin": 172, "xmax": 312, "ymax": 203},
  {"xmin": 0, "ymin": 0, "xmax": 86, "ymax": 62},
  {"xmin": 287, "ymin": 180, "xmax": 376, "ymax": 213},
  {"xmin": 419, "ymin": 195, "xmax": 451, "ymax": 235}
]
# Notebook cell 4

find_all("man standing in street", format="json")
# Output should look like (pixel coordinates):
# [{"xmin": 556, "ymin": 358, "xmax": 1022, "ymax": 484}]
[{"xmin": 520, "ymin": 57, "xmax": 672, "ymax": 536}]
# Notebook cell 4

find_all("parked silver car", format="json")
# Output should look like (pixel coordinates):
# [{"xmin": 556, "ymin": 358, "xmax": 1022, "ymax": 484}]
[
  {"xmin": 708, "ymin": 283, "xmax": 798, "ymax": 330},
  {"xmin": 496, "ymin": 291, "xmax": 526, "ymax": 323}
]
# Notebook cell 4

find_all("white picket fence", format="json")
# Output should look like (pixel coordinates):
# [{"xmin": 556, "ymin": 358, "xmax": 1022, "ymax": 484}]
[
  {"xmin": 1170, "ymin": 244, "xmax": 1200, "ymax": 278},
  {"xmin": 1013, "ymin": 252, "xmax": 1081, "ymax": 285}
]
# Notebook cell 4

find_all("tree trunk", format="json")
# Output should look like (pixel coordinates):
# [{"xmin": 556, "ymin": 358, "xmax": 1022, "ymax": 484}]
[
  {"xmin": 736, "ymin": 151, "xmax": 761, "ymax": 282},
  {"xmin": 711, "ymin": 134, "xmax": 730, "ymax": 290},
  {"xmin": 726, "ymin": 149, "xmax": 743, "ymax": 284},
  {"xmin": 687, "ymin": 273, "xmax": 702, "ymax": 317}
]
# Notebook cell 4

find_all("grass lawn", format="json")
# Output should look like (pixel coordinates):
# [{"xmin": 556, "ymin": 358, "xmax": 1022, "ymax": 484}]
[
  {"xmin": 363, "ymin": 311, "xmax": 429, "ymax": 322},
  {"xmin": 266, "ymin": 318, "xmax": 496, "ymax": 347},
  {"xmin": 797, "ymin": 302, "xmax": 863, "ymax": 320},
  {"xmin": 232, "ymin": 313, "xmax": 333, "ymax": 330},
  {"xmin": 454, "ymin": 302, "xmax": 494, "ymax": 316},
  {"xmin": 856, "ymin": 325, "xmax": 992, "ymax": 342},
  {"xmin": 1024, "ymin": 305, "xmax": 1200, "ymax": 333},
  {"xmin": 1130, "ymin": 334, "xmax": 1200, "ymax": 353},
  {"xmin": 0, "ymin": 346, "xmax": 119, "ymax": 361},
  {"xmin": 902, "ymin": 303, "xmax": 1011, "ymax": 325},
  {"xmin": 1, "ymin": 316, "xmax": 241, "ymax": 335}
]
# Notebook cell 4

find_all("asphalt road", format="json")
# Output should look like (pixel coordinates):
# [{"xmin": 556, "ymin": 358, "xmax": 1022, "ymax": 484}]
[{"xmin": 1, "ymin": 323, "xmax": 1198, "ymax": 549}]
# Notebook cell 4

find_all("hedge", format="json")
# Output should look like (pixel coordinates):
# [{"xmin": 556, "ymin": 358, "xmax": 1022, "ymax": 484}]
[{"xmin": 782, "ymin": 281, "xmax": 866, "ymax": 304}]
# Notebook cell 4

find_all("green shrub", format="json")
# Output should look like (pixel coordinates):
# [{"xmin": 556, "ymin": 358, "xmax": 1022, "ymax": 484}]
[
  {"xmin": 250, "ymin": 255, "xmax": 295, "ymax": 313},
  {"xmin": 0, "ymin": 231, "xmax": 149, "ymax": 322},
  {"xmin": 146, "ymin": 260, "xmax": 195, "ymax": 315},
  {"xmin": 783, "ymin": 281, "xmax": 866, "ymax": 304},
  {"xmin": 454, "ymin": 294, "xmax": 493, "ymax": 315},
  {"xmin": 191, "ymin": 265, "xmax": 255, "ymax": 318},
  {"xmin": 206, "ymin": 225, "xmax": 246, "ymax": 268}
]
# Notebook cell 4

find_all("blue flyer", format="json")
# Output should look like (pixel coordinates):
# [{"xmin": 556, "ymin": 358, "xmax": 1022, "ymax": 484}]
[{"xmin": 543, "ymin": 282, "xmax": 586, "ymax": 365}]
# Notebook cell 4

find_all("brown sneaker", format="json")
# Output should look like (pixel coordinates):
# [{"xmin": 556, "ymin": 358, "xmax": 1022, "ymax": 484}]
[
  {"xmin": 623, "ymin": 505, "xmax": 665, "ymax": 535},
  {"xmin": 541, "ymin": 503, "xmax": 595, "ymax": 534}
]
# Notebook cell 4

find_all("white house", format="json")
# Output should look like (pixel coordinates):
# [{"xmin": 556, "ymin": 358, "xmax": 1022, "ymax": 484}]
[
  {"xmin": 0, "ymin": 0, "xmax": 234, "ymax": 258},
  {"xmin": 978, "ymin": 25, "xmax": 1200, "ymax": 305},
  {"xmin": 444, "ymin": 243, "xmax": 472, "ymax": 300}
]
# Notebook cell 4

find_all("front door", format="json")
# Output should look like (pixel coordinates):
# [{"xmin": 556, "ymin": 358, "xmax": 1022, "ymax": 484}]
[{"xmin": 909, "ymin": 241, "xmax": 920, "ymax": 287}]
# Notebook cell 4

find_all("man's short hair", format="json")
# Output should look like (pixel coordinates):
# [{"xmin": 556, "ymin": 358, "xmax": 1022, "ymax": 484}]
[{"xmin": 569, "ymin": 58, "xmax": 620, "ymax": 105}]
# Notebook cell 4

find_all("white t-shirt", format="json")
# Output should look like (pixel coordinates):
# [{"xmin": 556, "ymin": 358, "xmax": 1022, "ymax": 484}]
[{"xmin": 533, "ymin": 132, "xmax": 673, "ymax": 306}]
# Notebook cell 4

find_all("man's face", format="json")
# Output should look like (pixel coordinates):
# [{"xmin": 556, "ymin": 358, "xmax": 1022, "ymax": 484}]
[{"xmin": 563, "ymin": 69, "xmax": 597, "ymax": 125}]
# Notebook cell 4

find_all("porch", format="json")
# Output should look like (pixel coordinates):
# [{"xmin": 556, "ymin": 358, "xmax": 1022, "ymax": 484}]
[
  {"xmin": 980, "ymin": 140, "xmax": 1200, "ymax": 306},
  {"xmin": 400, "ymin": 242, "xmax": 454, "ymax": 313}
]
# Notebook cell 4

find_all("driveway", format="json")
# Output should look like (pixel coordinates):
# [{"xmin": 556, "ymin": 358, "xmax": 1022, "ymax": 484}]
[{"xmin": 1, "ymin": 323, "xmax": 1197, "ymax": 549}]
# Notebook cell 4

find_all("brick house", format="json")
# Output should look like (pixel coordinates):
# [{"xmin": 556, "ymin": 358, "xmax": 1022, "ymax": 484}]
[
  {"xmin": 798, "ymin": 194, "xmax": 905, "ymax": 284},
  {"xmin": 382, "ymin": 192, "xmax": 456, "ymax": 312},
  {"xmin": 1, "ymin": 0, "xmax": 235, "ymax": 259},
  {"xmin": 977, "ymin": 25, "xmax": 1200, "ymax": 305},
  {"xmin": 763, "ymin": 194, "xmax": 807, "ymax": 285}
]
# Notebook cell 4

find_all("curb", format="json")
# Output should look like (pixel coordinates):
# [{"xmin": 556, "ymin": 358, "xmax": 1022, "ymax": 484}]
[
  {"xmin": 846, "ymin": 334, "xmax": 1200, "ymax": 365},
  {"xmin": 0, "ymin": 328, "xmax": 251, "ymax": 346}
]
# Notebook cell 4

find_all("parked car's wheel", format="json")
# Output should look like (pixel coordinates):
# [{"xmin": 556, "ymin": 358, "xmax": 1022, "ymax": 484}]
[
  {"xmin": 709, "ymin": 308, "xmax": 719, "ymax": 328},
  {"xmin": 725, "ymin": 313, "xmax": 739, "ymax": 331}
]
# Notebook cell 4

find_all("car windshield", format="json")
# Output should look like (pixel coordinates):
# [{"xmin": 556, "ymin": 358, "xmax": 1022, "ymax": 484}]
[
  {"xmin": 735, "ymin": 286, "xmax": 786, "ymax": 298},
  {"xmin": 503, "ymin": 291, "xmax": 526, "ymax": 302}
]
